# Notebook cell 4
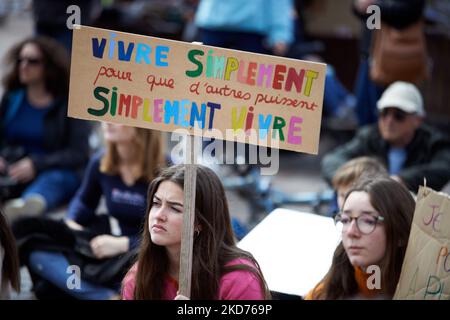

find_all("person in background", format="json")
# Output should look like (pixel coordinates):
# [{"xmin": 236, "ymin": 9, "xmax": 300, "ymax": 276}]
[
  {"xmin": 322, "ymin": 81, "xmax": 450, "ymax": 194},
  {"xmin": 122, "ymin": 164, "xmax": 270, "ymax": 300},
  {"xmin": 194, "ymin": 0, "xmax": 294, "ymax": 55},
  {"xmin": 352, "ymin": 0, "xmax": 426, "ymax": 126},
  {"xmin": 17, "ymin": 124, "xmax": 165, "ymax": 299},
  {"xmin": 332, "ymin": 156, "xmax": 388, "ymax": 211},
  {"xmin": 0, "ymin": 36, "xmax": 91, "ymax": 223},
  {"xmin": 0, "ymin": 209, "xmax": 20, "ymax": 299},
  {"xmin": 305, "ymin": 177, "xmax": 414, "ymax": 299},
  {"xmin": 32, "ymin": 0, "xmax": 99, "ymax": 52}
]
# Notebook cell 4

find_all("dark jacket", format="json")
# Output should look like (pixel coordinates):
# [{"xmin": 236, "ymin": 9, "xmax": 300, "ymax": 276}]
[
  {"xmin": 0, "ymin": 90, "xmax": 91, "ymax": 178},
  {"xmin": 353, "ymin": 0, "xmax": 425, "ymax": 29},
  {"xmin": 13, "ymin": 217, "xmax": 137, "ymax": 288},
  {"xmin": 33, "ymin": 0, "xmax": 96, "ymax": 27},
  {"xmin": 321, "ymin": 124, "xmax": 450, "ymax": 192}
]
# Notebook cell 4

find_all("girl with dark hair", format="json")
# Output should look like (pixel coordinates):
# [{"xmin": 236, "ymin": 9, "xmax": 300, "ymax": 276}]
[
  {"xmin": 122, "ymin": 164, "xmax": 270, "ymax": 300},
  {"xmin": 306, "ymin": 177, "xmax": 415, "ymax": 299},
  {"xmin": 0, "ymin": 36, "xmax": 91, "ymax": 221},
  {"xmin": 1, "ymin": 210, "xmax": 20, "ymax": 299}
]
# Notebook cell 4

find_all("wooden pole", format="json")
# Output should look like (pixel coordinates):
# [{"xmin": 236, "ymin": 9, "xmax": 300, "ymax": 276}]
[
  {"xmin": 178, "ymin": 134, "xmax": 197, "ymax": 297},
  {"xmin": 178, "ymin": 41, "xmax": 202, "ymax": 298}
]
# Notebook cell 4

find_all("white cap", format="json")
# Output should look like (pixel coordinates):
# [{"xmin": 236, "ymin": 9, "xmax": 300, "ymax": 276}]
[{"xmin": 377, "ymin": 81, "xmax": 425, "ymax": 116}]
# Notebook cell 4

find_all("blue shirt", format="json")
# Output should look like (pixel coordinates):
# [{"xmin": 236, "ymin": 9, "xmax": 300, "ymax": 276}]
[
  {"xmin": 195, "ymin": 0, "xmax": 294, "ymax": 46},
  {"xmin": 67, "ymin": 152, "xmax": 149, "ymax": 249},
  {"xmin": 4, "ymin": 95, "xmax": 50, "ymax": 155},
  {"xmin": 388, "ymin": 147, "xmax": 407, "ymax": 175}
]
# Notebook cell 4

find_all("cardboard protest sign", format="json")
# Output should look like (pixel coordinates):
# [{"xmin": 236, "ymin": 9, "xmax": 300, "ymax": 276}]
[
  {"xmin": 68, "ymin": 25, "xmax": 326, "ymax": 154},
  {"xmin": 394, "ymin": 186, "xmax": 450, "ymax": 300}
]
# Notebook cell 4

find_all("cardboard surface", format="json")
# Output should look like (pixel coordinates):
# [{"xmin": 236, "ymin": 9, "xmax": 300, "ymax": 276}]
[
  {"xmin": 238, "ymin": 208, "xmax": 341, "ymax": 296},
  {"xmin": 68, "ymin": 26, "xmax": 326, "ymax": 154},
  {"xmin": 394, "ymin": 186, "xmax": 450, "ymax": 300}
]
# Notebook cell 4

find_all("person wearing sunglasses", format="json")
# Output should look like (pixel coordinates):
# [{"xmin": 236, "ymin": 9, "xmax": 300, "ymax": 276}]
[
  {"xmin": 0, "ymin": 36, "xmax": 91, "ymax": 222},
  {"xmin": 322, "ymin": 81, "xmax": 450, "ymax": 194},
  {"xmin": 305, "ymin": 177, "xmax": 415, "ymax": 299}
]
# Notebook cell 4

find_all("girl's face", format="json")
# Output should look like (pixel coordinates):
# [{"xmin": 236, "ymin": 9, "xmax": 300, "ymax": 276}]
[
  {"xmin": 148, "ymin": 181, "xmax": 184, "ymax": 249},
  {"xmin": 102, "ymin": 122, "xmax": 137, "ymax": 143},
  {"xmin": 341, "ymin": 191, "xmax": 387, "ymax": 269},
  {"xmin": 18, "ymin": 43, "xmax": 45, "ymax": 85}
]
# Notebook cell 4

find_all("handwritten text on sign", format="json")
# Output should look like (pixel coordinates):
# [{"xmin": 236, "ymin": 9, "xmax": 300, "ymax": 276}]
[
  {"xmin": 394, "ymin": 187, "xmax": 450, "ymax": 300},
  {"xmin": 68, "ymin": 26, "xmax": 326, "ymax": 154}
]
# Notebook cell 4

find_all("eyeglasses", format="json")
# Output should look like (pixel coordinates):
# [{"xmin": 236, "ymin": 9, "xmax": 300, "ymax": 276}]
[
  {"xmin": 379, "ymin": 108, "xmax": 409, "ymax": 122},
  {"xmin": 17, "ymin": 57, "xmax": 43, "ymax": 66},
  {"xmin": 334, "ymin": 213, "xmax": 385, "ymax": 235}
]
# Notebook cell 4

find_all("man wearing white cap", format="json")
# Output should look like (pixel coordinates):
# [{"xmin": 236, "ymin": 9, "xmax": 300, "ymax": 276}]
[{"xmin": 322, "ymin": 81, "xmax": 450, "ymax": 193}]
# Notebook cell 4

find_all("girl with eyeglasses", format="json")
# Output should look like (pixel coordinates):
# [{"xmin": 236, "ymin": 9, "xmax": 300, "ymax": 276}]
[{"xmin": 305, "ymin": 178, "xmax": 415, "ymax": 299}]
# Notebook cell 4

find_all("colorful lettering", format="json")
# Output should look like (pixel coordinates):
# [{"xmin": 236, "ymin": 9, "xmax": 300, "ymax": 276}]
[
  {"xmin": 90, "ymin": 34, "xmax": 170, "ymax": 66},
  {"xmin": 186, "ymin": 49, "xmax": 204, "ymax": 77},
  {"xmin": 424, "ymin": 275, "xmax": 443, "ymax": 300},
  {"xmin": 287, "ymin": 116, "xmax": 302, "ymax": 145},
  {"xmin": 423, "ymin": 205, "xmax": 442, "ymax": 232}
]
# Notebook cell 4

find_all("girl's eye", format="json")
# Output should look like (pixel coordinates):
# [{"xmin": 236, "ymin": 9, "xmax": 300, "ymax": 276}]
[
  {"xmin": 172, "ymin": 207, "xmax": 182, "ymax": 213},
  {"xmin": 340, "ymin": 216, "xmax": 350, "ymax": 224},
  {"xmin": 361, "ymin": 217, "xmax": 377, "ymax": 226}
]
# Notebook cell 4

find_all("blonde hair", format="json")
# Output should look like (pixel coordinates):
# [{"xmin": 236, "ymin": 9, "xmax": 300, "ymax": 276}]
[
  {"xmin": 100, "ymin": 128, "xmax": 165, "ymax": 182},
  {"xmin": 332, "ymin": 156, "xmax": 388, "ymax": 190}
]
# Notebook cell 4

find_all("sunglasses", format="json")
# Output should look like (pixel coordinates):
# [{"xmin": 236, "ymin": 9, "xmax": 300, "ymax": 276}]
[
  {"xmin": 17, "ymin": 57, "xmax": 43, "ymax": 66},
  {"xmin": 379, "ymin": 108, "xmax": 409, "ymax": 122}
]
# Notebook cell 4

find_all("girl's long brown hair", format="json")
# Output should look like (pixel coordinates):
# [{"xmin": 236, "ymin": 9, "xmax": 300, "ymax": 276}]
[
  {"xmin": 131, "ymin": 164, "xmax": 270, "ymax": 299},
  {"xmin": 0, "ymin": 211, "xmax": 20, "ymax": 292},
  {"xmin": 312, "ymin": 178, "xmax": 415, "ymax": 299}
]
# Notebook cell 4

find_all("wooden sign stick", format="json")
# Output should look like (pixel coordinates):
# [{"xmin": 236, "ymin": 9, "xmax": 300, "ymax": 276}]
[
  {"xmin": 178, "ymin": 41, "xmax": 203, "ymax": 298},
  {"xmin": 178, "ymin": 134, "xmax": 197, "ymax": 297}
]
